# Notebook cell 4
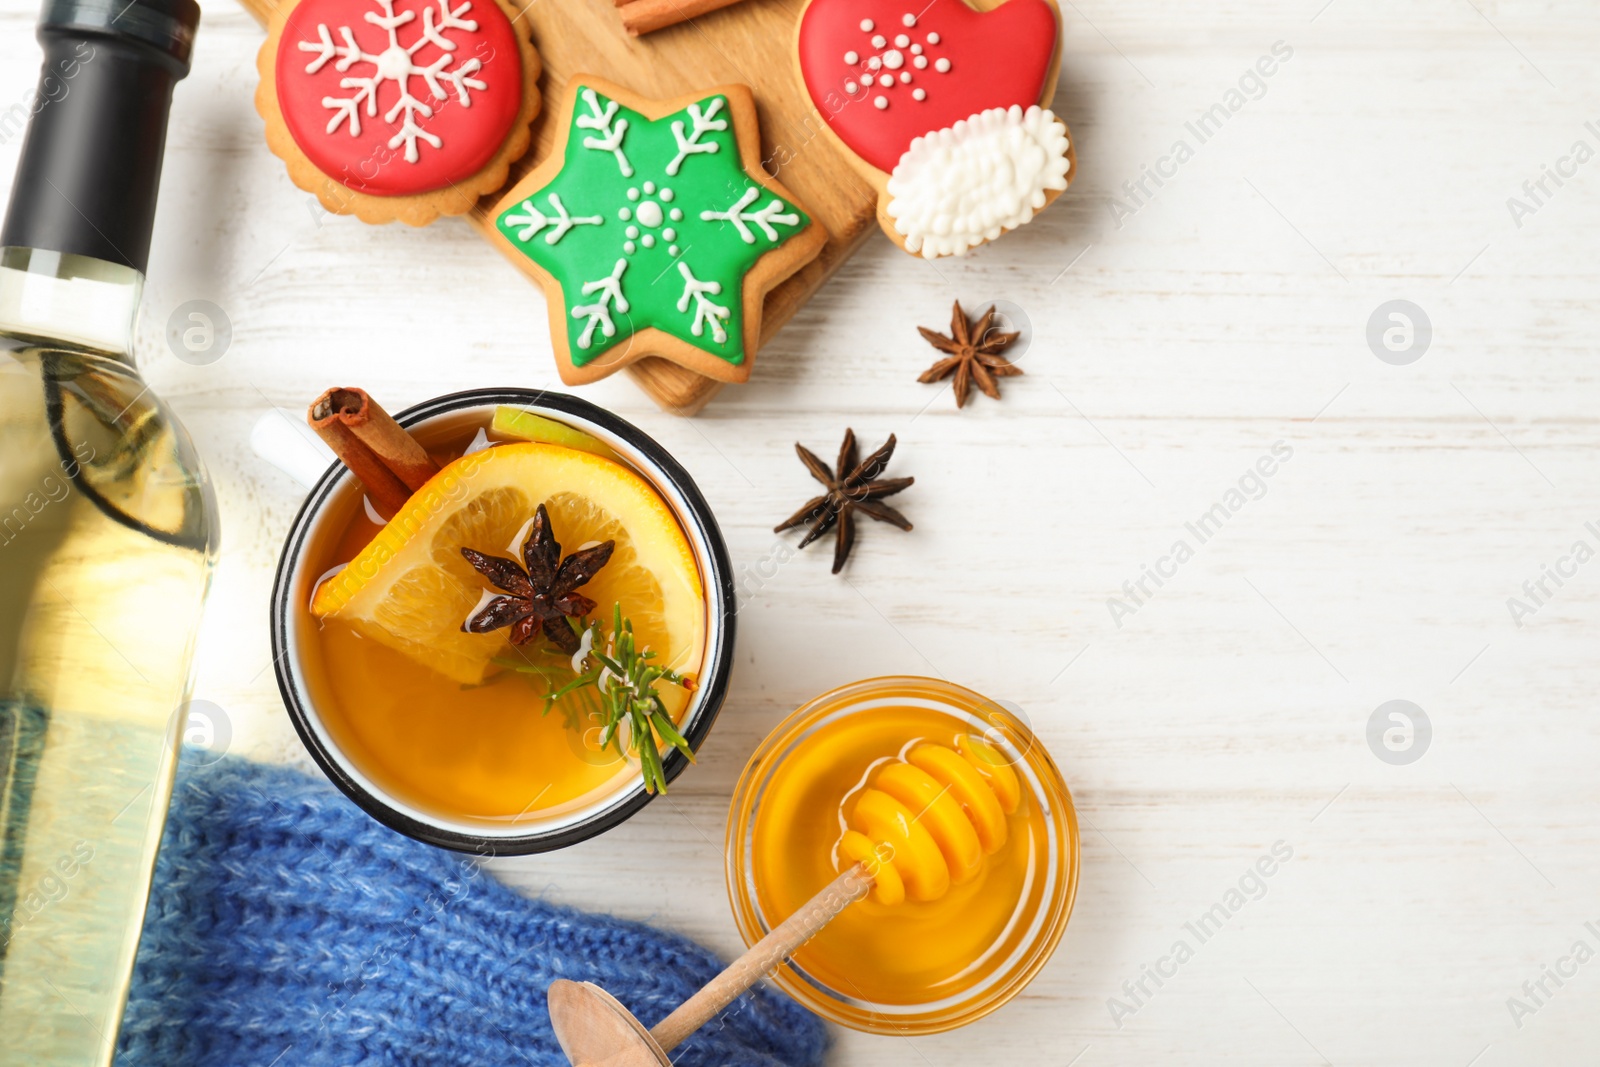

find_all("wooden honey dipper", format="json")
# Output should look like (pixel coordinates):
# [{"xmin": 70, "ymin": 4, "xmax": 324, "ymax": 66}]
[{"xmin": 547, "ymin": 737, "xmax": 1020, "ymax": 1065}]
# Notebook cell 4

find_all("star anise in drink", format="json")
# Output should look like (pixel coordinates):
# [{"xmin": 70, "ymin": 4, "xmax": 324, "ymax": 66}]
[
  {"xmin": 774, "ymin": 429, "xmax": 913, "ymax": 574},
  {"xmin": 460, "ymin": 503, "xmax": 614, "ymax": 654},
  {"xmin": 917, "ymin": 301, "xmax": 1023, "ymax": 408}
]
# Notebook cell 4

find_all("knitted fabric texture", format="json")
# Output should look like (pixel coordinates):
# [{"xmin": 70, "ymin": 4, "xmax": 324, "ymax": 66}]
[{"xmin": 115, "ymin": 755, "xmax": 827, "ymax": 1067}]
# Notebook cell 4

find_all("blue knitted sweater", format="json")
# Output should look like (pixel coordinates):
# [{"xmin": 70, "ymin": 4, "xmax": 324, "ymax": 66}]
[{"xmin": 115, "ymin": 756, "xmax": 827, "ymax": 1067}]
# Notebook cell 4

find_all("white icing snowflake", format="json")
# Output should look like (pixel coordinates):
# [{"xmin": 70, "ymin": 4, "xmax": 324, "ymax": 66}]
[
  {"xmin": 499, "ymin": 86, "xmax": 806, "ymax": 355},
  {"xmin": 576, "ymin": 87, "xmax": 633, "ymax": 177},
  {"xmin": 666, "ymin": 98, "xmax": 727, "ymax": 176},
  {"xmin": 676, "ymin": 262, "xmax": 730, "ymax": 343},
  {"xmin": 572, "ymin": 258, "xmax": 630, "ymax": 349},
  {"xmin": 297, "ymin": 0, "xmax": 487, "ymax": 164},
  {"xmin": 701, "ymin": 187, "xmax": 800, "ymax": 244},
  {"xmin": 618, "ymin": 181, "xmax": 682, "ymax": 256},
  {"xmin": 502, "ymin": 193, "xmax": 602, "ymax": 245}
]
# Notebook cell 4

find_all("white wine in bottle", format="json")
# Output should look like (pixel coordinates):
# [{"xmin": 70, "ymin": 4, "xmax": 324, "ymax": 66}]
[{"xmin": 0, "ymin": 1, "xmax": 218, "ymax": 1064}]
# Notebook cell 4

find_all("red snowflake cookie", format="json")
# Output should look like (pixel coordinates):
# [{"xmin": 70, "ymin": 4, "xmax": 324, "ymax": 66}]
[
  {"xmin": 257, "ymin": 0, "xmax": 540, "ymax": 224},
  {"xmin": 277, "ymin": 0, "xmax": 520, "ymax": 194}
]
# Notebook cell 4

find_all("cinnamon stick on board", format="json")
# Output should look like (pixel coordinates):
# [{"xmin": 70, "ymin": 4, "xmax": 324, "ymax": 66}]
[
  {"xmin": 617, "ymin": 0, "xmax": 750, "ymax": 36},
  {"xmin": 307, "ymin": 387, "xmax": 439, "ymax": 519}
]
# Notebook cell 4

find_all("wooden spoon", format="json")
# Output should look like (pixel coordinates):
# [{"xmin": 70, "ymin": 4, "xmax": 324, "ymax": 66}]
[{"xmin": 547, "ymin": 864, "xmax": 874, "ymax": 1065}]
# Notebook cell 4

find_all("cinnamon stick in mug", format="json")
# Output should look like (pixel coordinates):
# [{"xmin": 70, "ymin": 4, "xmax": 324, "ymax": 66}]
[{"xmin": 308, "ymin": 387, "xmax": 438, "ymax": 518}]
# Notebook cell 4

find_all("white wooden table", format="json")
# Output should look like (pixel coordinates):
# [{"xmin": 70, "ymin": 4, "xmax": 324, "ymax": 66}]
[{"xmin": 4, "ymin": 0, "xmax": 1597, "ymax": 1062}]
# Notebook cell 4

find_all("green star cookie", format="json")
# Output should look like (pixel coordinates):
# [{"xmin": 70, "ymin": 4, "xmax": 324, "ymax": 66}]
[{"xmin": 494, "ymin": 80, "xmax": 815, "ymax": 379}]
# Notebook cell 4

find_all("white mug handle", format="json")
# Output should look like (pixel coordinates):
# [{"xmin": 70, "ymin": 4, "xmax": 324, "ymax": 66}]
[{"xmin": 250, "ymin": 409, "xmax": 337, "ymax": 490}]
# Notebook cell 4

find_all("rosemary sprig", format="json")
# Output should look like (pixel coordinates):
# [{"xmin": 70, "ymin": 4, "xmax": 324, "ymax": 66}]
[{"xmin": 514, "ymin": 604, "xmax": 695, "ymax": 794}]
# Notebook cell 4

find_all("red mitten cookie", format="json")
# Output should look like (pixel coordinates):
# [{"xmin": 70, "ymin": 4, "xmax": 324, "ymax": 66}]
[
  {"xmin": 796, "ymin": 0, "xmax": 1074, "ymax": 258},
  {"xmin": 257, "ymin": 0, "xmax": 541, "ymax": 226}
]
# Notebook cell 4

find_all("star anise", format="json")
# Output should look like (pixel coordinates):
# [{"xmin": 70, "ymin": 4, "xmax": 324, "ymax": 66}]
[
  {"xmin": 460, "ymin": 503, "xmax": 614, "ymax": 655},
  {"xmin": 774, "ymin": 429, "xmax": 913, "ymax": 574},
  {"xmin": 917, "ymin": 301, "xmax": 1023, "ymax": 408}
]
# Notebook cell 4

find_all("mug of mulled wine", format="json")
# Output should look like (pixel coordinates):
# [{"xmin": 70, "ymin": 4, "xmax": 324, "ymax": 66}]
[{"xmin": 270, "ymin": 388, "xmax": 735, "ymax": 853}]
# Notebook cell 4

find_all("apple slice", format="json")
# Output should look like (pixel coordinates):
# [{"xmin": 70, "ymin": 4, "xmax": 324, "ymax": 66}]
[{"xmin": 492, "ymin": 406, "xmax": 619, "ymax": 461}]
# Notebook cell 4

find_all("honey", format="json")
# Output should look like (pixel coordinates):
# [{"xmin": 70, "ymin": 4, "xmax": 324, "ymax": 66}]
[
  {"xmin": 836, "ymin": 735, "xmax": 1021, "ymax": 908},
  {"xmin": 728, "ymin": 677, "xmax": 1078, "ymax": 1033}
]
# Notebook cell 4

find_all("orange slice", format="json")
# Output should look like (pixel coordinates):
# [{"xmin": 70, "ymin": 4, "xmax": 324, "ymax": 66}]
[{"xmin": 312, "ymin": 443, "xmax": 704, "ymax": 690}]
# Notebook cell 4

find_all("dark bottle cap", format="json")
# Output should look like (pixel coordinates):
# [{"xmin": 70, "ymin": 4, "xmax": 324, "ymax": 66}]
[{"xmin": 0, "ymin": 0, "xmax": 201, "ymax": 273}]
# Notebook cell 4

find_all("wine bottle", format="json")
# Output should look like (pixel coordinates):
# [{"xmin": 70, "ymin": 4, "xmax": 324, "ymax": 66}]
[{"xmin": 0, "ymin": 1, "xmax": 217, "ymax": 1063}]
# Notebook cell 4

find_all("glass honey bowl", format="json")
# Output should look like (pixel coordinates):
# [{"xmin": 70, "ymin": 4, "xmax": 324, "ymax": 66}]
[{"xmin": 725, "ymin": 676, "xmax": 1079, "ymax": 1034}]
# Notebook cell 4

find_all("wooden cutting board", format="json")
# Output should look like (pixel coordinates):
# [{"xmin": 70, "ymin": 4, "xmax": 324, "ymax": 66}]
[{"xmin": 237, "ymin": 0, "xmax": 882, "ymax": 414}]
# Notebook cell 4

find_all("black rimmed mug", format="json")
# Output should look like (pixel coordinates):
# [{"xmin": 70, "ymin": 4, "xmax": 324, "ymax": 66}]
[{"xmin": 269, "ymin": 388, "xmax": 736, "ymax": 854}]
